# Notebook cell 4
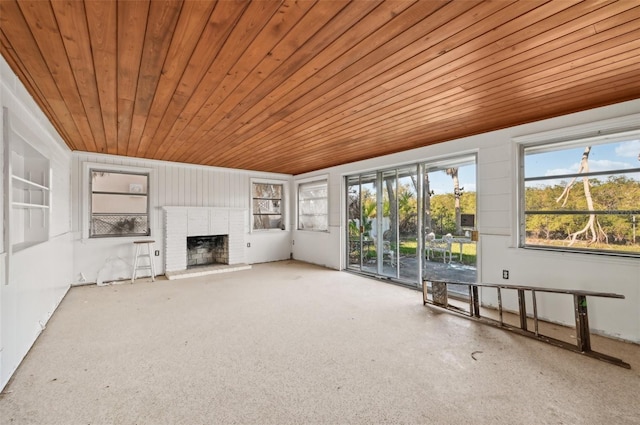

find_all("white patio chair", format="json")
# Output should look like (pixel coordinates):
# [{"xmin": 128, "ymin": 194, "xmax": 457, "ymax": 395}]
[{"xmin": 426, "ymin": 233, "xmax": 452, "ymax": 263}]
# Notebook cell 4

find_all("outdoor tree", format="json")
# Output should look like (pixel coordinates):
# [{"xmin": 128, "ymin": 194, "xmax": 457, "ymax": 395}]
[
  {"xmin": 361, "ymin": 188, "xmax": 376, "ymax": 238},
  {"xmin": 556, "ymin": 146, "xmax": 608, "ymax": 246},
  {"xmin": 423, "ymin": 173, "xmax": 433, "ymax": 234},
  {"xmin": 397, "ymin": 183, "xmax": 417, "ymax": 236},
  {"xmin": 383, "ymin": 176, "xmax": 397, "ymax": 244},
  {"xmin": 409, "ymin": 173, "xmax": 433, "ymax": 236},
  {"xmin": 445, "ymin": 167, "xmax": 462, "ymax": 234}
]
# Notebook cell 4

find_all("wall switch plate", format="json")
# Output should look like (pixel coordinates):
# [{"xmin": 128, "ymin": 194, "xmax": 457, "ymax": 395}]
[
  {"xmin": 247, "ymin": 242, "xmax": 251, "ymax": 248},
  {"xmin": 502, "ymin": 270, "xmax": 509, "ymax": 279},
  {"xmin": 154, "ymin": 250, "xmax": 160, "ymax": 256}
]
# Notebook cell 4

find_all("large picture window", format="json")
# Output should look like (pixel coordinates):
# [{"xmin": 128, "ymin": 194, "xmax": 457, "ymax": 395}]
[
  {"xmin": 298, "ymin": 179, "xmax": 328, "ymax": 231},
  {"xmin": 90, "ymin": 170, "xmax": 150, "ymax": 237},
  {"xmin": 252, "ymin": 181, "xmax": 284, "ymax": 230},
  {"xmin": 521, "ymin": 135, "xmax": 640, "ymax": 255}
]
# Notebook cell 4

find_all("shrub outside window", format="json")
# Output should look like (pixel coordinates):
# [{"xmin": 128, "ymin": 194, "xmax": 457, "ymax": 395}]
[
  {"xmin": 252, "ymin": 182, "xmax": 284, "ymax": 230},
  {"xmin": 298, "ymin": 179, "xmax": 328, "ymax": 231},
  {"xmin": 90, "ymin": 170, "xmax": 150, "ymax": 237},
  {"xmin": 522, "ymin": 135, "xmax": 640, "ymax": 256}
]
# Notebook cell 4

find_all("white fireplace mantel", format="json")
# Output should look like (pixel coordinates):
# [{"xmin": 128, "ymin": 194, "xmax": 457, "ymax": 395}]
[{"xmin": 162, "ymin": 207, "xmax": 247, "ymax": 272}]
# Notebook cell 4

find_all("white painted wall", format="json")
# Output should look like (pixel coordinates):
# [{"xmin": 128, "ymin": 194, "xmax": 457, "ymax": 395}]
[
  {"xmin": 71, "ymin": 153, "xmax": 293, "ymax": 284},
  {"xmin": 1, "ymin": 57, "xmax": 73, "ymax": 390},
  {"xmin": 290, "ymin": 175, "xmax": 342, "ymax": 269},
  {"xmin": 293, "ymin": 99, "xmax": 640, "ymax": 343}
]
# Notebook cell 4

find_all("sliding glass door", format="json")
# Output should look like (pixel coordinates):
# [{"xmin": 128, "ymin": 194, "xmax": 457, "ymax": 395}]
[
  {"xmin": 397, "ymin": 166, "xmax": 419, "ymax": 282},
  {"xmin": 346, "ymin": 174, "xmax": 377, "ymax": 273},
  {"xmin": 422, "ymin": 155, "xmax": 477, "ymax": 287},
  {"xmin": 345, "ymin": 155, "xmax": 477, "ymax": 288},
  {"xmin": 346, "ymin": 166, "xmax": 420, "ymax": 285},
  {"xmin": 380, "ymin": 170, "xmax": 397, "ymax": 278}
]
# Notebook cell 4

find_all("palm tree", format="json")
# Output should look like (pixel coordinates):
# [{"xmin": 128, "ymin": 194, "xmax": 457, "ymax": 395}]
[{"xmin": 446, "ymin": 168, "xmax": 462, "ymax": 234}]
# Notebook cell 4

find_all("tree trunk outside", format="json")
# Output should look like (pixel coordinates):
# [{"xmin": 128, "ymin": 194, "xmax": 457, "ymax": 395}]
[
  {"xmin": 557, "ymin": 147, "xmax": 608, "ymax": 246},
  {"xmin": 446, "ymin": 168, "xmax": 462, "ymax": 234},
  {"xmin": 423, "ymin": 173, "xmax": 432, "ymax": 233},
  {"xmin": 385, "ymin": 176, "xmax": 397, "ymax": 245}
]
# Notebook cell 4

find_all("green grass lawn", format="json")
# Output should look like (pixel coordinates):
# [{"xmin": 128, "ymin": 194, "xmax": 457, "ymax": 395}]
[
  {"xmin": 353, "ymin": 238, "xmax": 478, "ymax": 265},
  {"xmin": 525, "ymin": 238, "xmax": 640, "ymax": 254},
  {"xmin": 400, "ymin": 239, "xmax": 477, "ymax": 265}
]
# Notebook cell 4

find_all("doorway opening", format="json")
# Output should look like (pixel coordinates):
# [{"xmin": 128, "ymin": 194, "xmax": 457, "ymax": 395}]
[{"xmin": 345, "ymin": 155, "xmax": 477, "ymax": 289}]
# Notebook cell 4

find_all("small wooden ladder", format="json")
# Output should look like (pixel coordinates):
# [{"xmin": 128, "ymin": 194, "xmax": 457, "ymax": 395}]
[{"xmin": 132, "ymin": 240, "xmax": 156, "ymax": 283}]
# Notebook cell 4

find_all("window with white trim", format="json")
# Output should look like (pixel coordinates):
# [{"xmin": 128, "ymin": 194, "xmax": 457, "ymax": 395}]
[
  {"xmin": 90, "ymin": 169, "xmax": 150, "ymax": 237},
  {"xmin": 298, "ymin": 179, "xmax": 328, "ymax": 231},
  {"xmin": 252, "ymin": 181, "xmax": 284, "ymax": 230},
  {"xmin": 521, "ymin": 133, "xmax": 640, "ymax": 256}
]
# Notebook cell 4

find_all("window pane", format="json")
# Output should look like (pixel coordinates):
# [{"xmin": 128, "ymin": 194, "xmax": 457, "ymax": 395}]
[
  {"xmin": 253, "ymin": 214, "xmax": 282, "ymax": 230},
  {"xmin": 525, "ymin": 213, "xmax": 640, "ymax": 254},
  {"xmin": 299, "ymin": 181, "xmax": 327, "ymax": 198},
  {"xmin": 92, "ymin": 171, "xmax": 147, "ymax": 194},
  {"xmin": 525, "ymin": 174, "xmax": 640, "ymax": 212},
  {"xmin": 252, "ymin": 182, "xmax": 284, "ymax": 230},
  {"xmin": 299, "ymin": 214, "xmax": 327, "ymax": 230},
  {"xmin": 92, "ymin": 193, "xmax": 147, "ymax": 214},
  {"xmin": 298, "ymin": 180, "xmax": 328, "ymax": 231},
  {"xmin": 91, "ymin": 214, "xmax": 149, "ymax": 236},
  {"xmin": 253, "ymin": 183, "xmax": 282, "ymax": 199},
  {"xmin": 253, "ymin": 199, "xmax": 281, "ymax": 214},
  {"xmin": 299, "ymin": 199, "xmax": 327, "ymax": 215},
  {"xmin": 522, "ymin": 137, "xmax": 640, "ymax": 255},
  {"xmin": 90, "ymin": 170, "xmax": 149, "ymax": 238}
]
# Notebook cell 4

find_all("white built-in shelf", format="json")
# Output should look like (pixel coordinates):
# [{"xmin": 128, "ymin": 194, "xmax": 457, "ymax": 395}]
[
  {"xmin": 12, "ymin": 202, "xmax": 50, "ymax": 209},
  {"xmin": 11, "ymin": 174, "xmax": 50, "ymax": 191},
  {"xmin": 3, "ymin": 107, "xmax": 51, "ymax": 253}
]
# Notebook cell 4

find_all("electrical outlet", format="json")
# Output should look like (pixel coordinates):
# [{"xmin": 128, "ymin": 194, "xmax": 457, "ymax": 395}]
[
  {"xmin": 292, "ymin": 240, "xmax": 295, "ymax": 245},
  {"xmin": 502, "ymin": 269, "xmax": 509, "ymax": 279},
  {"xmin": 154, "ymin": 250, "xmax": 160, "ymax": 256}
]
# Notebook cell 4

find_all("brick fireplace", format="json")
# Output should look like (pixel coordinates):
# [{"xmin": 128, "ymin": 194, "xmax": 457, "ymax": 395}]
[
  {"xmin": 187, "ymin": 235, "xmax": 229, "ymax": 267},
  {"xmin": 163, "ymin": 207, "xmax": 247, "ymax": 274}
]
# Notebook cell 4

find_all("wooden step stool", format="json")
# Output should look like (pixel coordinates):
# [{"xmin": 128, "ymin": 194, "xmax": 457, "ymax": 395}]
[{"xmin": 132, "ymin": 240, "xmax": 156, "ymax": 283}]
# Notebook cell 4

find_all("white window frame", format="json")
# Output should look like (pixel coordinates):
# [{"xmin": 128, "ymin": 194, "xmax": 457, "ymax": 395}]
[
  {"xmin": 82, "ymin": 162, "xmax": 153, "ymax": 240},
  {"xmin": 514, "ymin": 113, "xmax": 640, "ymax": 257},
  {"xmin": 250, "ymin": 178, "xmax": 289, "ymax": 232},
  {"xmin": 296, "ymin": 176, "xmax": 329, "ymax": 232}
]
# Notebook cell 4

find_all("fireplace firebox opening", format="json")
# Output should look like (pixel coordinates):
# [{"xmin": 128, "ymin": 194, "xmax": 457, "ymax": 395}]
[{"xmin": 186, "ymin": 235, "xmax": 229, "ymax": 268}]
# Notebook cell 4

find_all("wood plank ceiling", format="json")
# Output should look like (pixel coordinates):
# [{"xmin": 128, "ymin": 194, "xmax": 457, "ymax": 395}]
[{"xmin": 1, "ymin": 0, "xmax": 639, "ymax": 175}]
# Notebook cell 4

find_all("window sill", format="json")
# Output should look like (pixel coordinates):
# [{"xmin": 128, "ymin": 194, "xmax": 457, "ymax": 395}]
[
  {"xmin": 81, "ymin": 235, "xmax": 153, "ymax": 243},
  {"xmin": 522, "ymin": 244, "xmax": 640, "ymax": 259},
  {"xmin": 251, "ymin": 228, "xmax": 289, "ymax": 233}
]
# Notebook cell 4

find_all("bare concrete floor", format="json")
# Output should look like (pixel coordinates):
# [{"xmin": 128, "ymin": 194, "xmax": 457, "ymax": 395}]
[{"xmin": 1, "ymin": 260, "xmax": 639, "ymax": 424}]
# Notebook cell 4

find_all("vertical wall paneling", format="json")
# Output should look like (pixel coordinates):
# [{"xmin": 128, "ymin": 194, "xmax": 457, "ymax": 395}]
[
  {"xmin": 197, "ymin": 168, "xmax": 203, "ymax": 207},
  {"xmin": 177, "ymin": 167, "xmax": 183, "ymax": 205},
  {"xmin": 219, "ymin": 170, "xmax": 226, "ymax": 207},
  {"xmin": 190, "ymin": 168, "xmax": 196, "ymax": 206},
  {"xmin": 170, "ymin": 166, "xmax": 178, "ymax": 206},
  {"xmin": 207, "ymin": 169, "xmax": 214, "ymax": 206},
  {"xmin": 71, "ymin": 152, "xmax": 293, "ymax": 284},
  {"xmin": 184, "ymin": 168, "xmax": 191, "ymax": 205}
]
